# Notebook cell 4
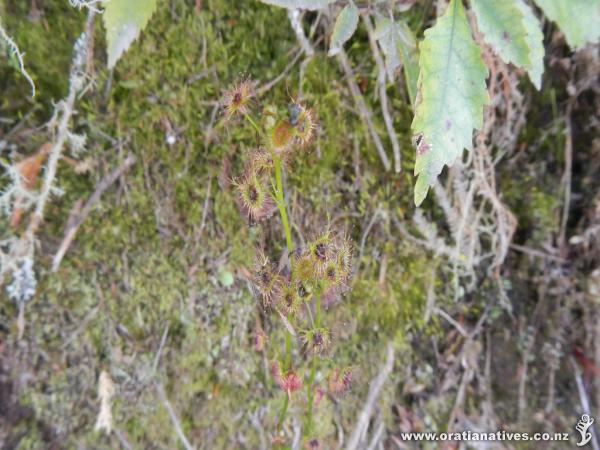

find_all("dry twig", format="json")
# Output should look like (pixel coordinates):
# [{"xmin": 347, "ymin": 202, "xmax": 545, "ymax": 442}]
[
  {"xmin": 155, "ymin": 382, "xmax": 195, "ymax": 450},
  {"xmin": 337, "ymin": 49, "xmax": 391, "ymax": 171},
  {"xmin": 52, "ymin": 153, "xmax": 136, "ymax": 271},
  {"xmin": 0, "ymin": 20, "xmax": 36, "ymax": 97},
  {"xmin": 571, "ymin": 357, "xmax": 600, "ymax": 450},
  {"xmin": 363, "ymin": 14, "xmax": 401, "ymax": 172},
  {"xmin": 346, "ymin": 343, "xmax": 395, "ymax": 450}
]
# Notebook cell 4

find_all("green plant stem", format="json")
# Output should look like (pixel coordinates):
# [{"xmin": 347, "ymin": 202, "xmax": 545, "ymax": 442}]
[
  {"xmin": 315, "ymin": 288, "xmax": 321, "ymax": 329},
  {"xmin": 244, "ymin": 113, "xmax": 262, "ymax": 135},
  {"xmin": 276, "ymin": 325, "xmax": 293, "ymax": 429},
  {"xmin": 273, "ymin": 155, "xmax": 293, "ymax": 253},
  {"xmin": 272, "ymin": 152, "xmax": 295, "ymax": 431},
  {"xmin": 306, "ymin": 357, "xmax": 317, "ymax": 435},
  {"xmin": 285, "ymin": 331, "xmax": 292, "ymax": 370},
  {"xmin": 274, "ymin": 155, "xmax": 294, "ymax": 373},
  {"xmin": 304, "ymin": 302, "xmax": 315, "ymax": 327},
  {"xmin": 305, "ymin": 288, "xmax": 321, "ymax": 437},
  {"xmin": 241, "ymin": 112, "xmax": 294, "ymax": 431},
  {"xmin": 277, "ymin": 394, "xmax": 289, "ymax": 431}
]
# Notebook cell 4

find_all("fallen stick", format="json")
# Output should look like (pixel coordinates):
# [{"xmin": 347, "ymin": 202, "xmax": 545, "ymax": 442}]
[
  {"xmin": 571, "ymin": 357, "xmax": 600, "ymax": 450},
  {"xmin": 52, "ymin": 153, "xmax": 136, "ymax": 271},
  {"xmin": 345, "ymin": 343, "xmax": 395, "ymax": 450},
  {"xmin": 363, "ymin": 14, "xmax": 402, "ymax": 173},
  {"xmin": 155, "ymin": 382, "xmax": 195, "ymax": 450},
  {"xmin": 337, "ymin": 49, "xmax": 391, "ymax": 172}
]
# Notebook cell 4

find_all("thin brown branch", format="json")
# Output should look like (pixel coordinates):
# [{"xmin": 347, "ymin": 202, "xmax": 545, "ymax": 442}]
[
  {"xmin": 26, "ymin": 9, "xmax": 96, "ymax": 240},
  {"xmin": 155, "ymin": 382, "xmax": 195, "ymax": 450},
  {"xmin": 52, "ymin": 153, "xmax": 136, "ymax": 271},
  {"xmin": 337, "ymin": 49, "xmax": 391, "ymax": 171},
  {"xmin": 0, "ymin": 20, "xmax": 36, "ymax": 97},
  {"xmin": 256, "ymin": 48, "xmax": 304, "ymax": 96},
  {"xmin": 345, "ymin": 343, "xmax": 395, "ymax": 450},
  {"xmin": 571, "ymin": 357, "xmax": 600, "ymax": 450},
  {"xmin": 558, "ymin": 103, "xmax": 573, "ymax": 255},
  {"xmin": 363, "ymin": 14, "xmax": 401, "ymax": 172}
]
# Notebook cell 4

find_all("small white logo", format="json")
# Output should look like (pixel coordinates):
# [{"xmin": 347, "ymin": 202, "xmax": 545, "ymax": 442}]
[{"xmin": 576, "ymin": 414, "xmax": 595, "ymax": 447}]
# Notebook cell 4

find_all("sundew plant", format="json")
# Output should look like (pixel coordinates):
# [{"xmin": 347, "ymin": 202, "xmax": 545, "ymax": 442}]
[
  {"xmin": 1, "ymin": 0, "xmax": 599, "ymax": 448},
  {"xmin": 222, "ymin": 79, "xmax": 355, "ymax": 445}
]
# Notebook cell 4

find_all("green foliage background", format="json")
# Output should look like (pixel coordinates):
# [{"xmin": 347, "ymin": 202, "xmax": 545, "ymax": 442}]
[
  {"xmin": 0, "ymin": 1, "xmax": 427, "ymax": 447},
  {"xmin": 1, "ymin": 0, "xmax": 599, "ymax": 448}
]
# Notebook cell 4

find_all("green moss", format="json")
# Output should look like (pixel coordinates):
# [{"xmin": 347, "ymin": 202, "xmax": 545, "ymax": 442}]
[
  {"xmin": 0, "ymin": 2, "xmax": 83, "ymax": 113},
  {"xmin": 0, "ymin": 0, "xmax": 432, "ymax": 447}
]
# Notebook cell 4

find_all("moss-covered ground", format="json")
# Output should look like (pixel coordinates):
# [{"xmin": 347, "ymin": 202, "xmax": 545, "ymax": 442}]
[{"xmin": 1, "ymin": 1, "xmax": 599, "ymax": 449}]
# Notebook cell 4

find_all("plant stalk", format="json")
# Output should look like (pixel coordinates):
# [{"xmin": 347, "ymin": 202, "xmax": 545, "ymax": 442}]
[
  {"xmin": 273, "ymin": 155, "xmax": 294, "ymax": 253},
  {"xmin": 244, "ymin": 113, "xmax": 262, "ymax": 135},
  {"xmin": 305, "ymin": 288, "xmax": 321, "ymax": 437},
  {"xmin": 272, "ymin": 151, "xmax": 295, "ymax": 431}
]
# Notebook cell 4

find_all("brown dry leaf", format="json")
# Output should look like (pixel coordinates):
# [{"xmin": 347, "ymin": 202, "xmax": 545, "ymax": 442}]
[
  {"xmin": 395, "ymin": 405, "xmax": 415, "ymax": 433},
  {"xmin": 94, "ymin": 370, "xmax": 116, "ymax": 434},
  {"xmin": 10, "ymin": 142, "xmax": 52, "ymax": 228},
  {"xmin": 15, "ymin": 142, "xmax": 52, "ymax": 189}
]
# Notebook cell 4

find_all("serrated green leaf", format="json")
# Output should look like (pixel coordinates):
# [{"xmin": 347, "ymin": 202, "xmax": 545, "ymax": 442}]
[
  {"xmin": 374, "ymin": 17, "xmax": 419, "ymax": 106},
  {"xmin": 411, "ymin": 0, "xmax": 489, "ymax": 206},
  {"xmin": 396, "ymin": 20, "xmax": 419, "ymax": 108},
  {"xmin": 328, "ymin": 2, "xmax": 359, "ymax": 56},
  {"xmin": 374, "ymin": 17, "xmax": 402, "ymax": 80},
  {"xmin": 471, "ymin": 0, "xmax": 545, "ymax": 88},
  {"xmin": 103, "ymin": 0, "xmax": 158, "ymax": 69},
  {"xmin": 471, "ymin": 0, "xmax": 532, "ymax": 70},
  {"xmin": 534, "ymin": 0, "xmax": 600, "ymax": 50},
  {"xmin": 515, "ymin": 0, "xmax": 544, "ymax": 89},
  {"xmin": 258, "ymin": 0, "xmax": 335, "ymax": 10}
]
